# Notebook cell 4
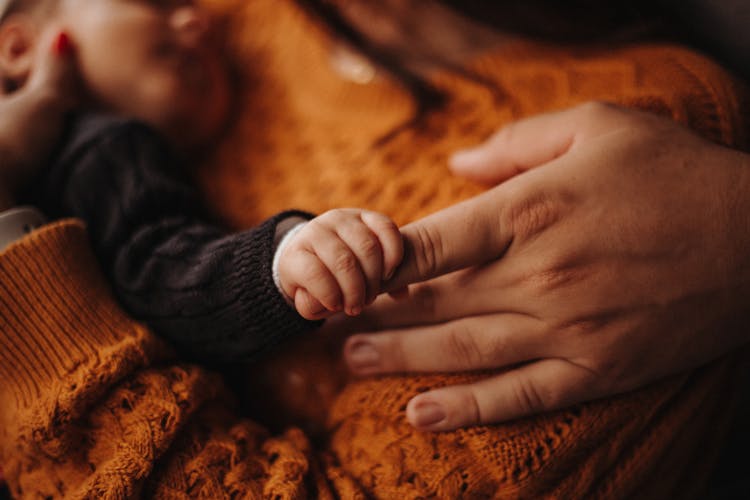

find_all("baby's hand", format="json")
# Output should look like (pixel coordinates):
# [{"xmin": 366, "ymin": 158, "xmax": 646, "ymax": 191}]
[{"xmin": 278, "ymin": 209, "xmax": 403, "ymax": 320}]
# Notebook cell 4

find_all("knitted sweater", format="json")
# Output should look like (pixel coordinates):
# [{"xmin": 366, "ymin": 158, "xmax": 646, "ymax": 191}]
[
  {"xmin": 1, "ymin": 0, "xmax": 750, "ymax": 497},
  {"xmin": 27, "ymin": 114, "xmax": 319, "ymax": 364}
]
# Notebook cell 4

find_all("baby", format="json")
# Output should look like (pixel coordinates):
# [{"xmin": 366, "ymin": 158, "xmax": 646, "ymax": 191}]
[{"xmin": 0, "ymin": 0, "xmax": 403, "ymax": 363}]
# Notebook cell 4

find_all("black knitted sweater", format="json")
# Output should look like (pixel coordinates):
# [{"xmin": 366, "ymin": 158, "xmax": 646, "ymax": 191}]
[{"xmin": 29, "ymin": 115, "xmax": 319, "ymax": 363}]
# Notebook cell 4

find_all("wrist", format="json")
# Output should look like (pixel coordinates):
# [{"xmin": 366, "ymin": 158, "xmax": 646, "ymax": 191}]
[
  {"xmin": 272, "ymin": 220, "xmax": 308, "ymax": 306},
  {"xmin": 274, "ymin": 216, "xmax": 309, "ymax": 246}
]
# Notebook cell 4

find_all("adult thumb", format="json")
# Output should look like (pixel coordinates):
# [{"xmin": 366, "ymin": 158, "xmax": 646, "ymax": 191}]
[{"xmin": 450, "ymin": 103, "xmax": 619, "ymax": 185}]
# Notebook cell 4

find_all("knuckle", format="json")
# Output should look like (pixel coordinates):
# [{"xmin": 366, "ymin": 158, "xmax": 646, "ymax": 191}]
[
  {"xmin": 510, "ymin": 376, "xmax": 550, "ymax": 414},
  {"xmin": 366, "ymin": 211, "xmax": 396, "ymax": 228},
  {"xmin": 380, "ymin": 218, "xmax": 399, "ymax": 234},
  {"xmin": 304, "ymin": 262, "xmax": 330, "ymax": 284},
  {"xmin": 458, "ymin": 388, "xmax": 482, "ymax": 425},
  {"xmin": 559, "ymin": 317, "xmax": 603, "ymax": 338},
  {"xmin": 357, "ymin": 235, "xmax": 382, "ymax": 260},
  {"xmin": 334, "ymin": 253, "xmax": 358, "ymax": 274},
  {"xmin": 553, "ymin": 310, "xmax": 613, "ymax": 342},
  {"xmin": 377, "ymin": 219, "xmax": 401, "ymax": 244},
  {"xmin": 306, "ymin": 215, "xmax": 325, "ymax": 229},
  {"xmin": 412, "ymin": 224, "xmax": 443, "ymax": 278},
  {"xmin": 444, "ymin": 326, "xmax": 485, "ymax": 368},
  {"xmin": 526, "ymin": 260, "xmax": 582, "ymax": 296},
  {"xmin": 486, "ymin": 333, "xmax": 511, "ymax": 364},
  {"xmin": 318, "ymin": 209, "xmax": 347, "ymax": 226},
  {"xmin": 320, "ymin": 209, "xmax": 341, "ymax": 219},
  {"xmin": 301, "ymin": 221, "xmax": 323, "ymax": 241},
  {"xmin": 506, "ymin": 191, "xmax": 563, "ymax": 240}
]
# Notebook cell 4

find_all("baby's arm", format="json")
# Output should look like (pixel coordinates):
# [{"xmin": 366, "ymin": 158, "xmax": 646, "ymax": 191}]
[
  {"xmin": 276, "ymin": 209, "xmax": 404, "ymax": 320},
  {"xmin": 30, "ymin": 116, "xmax": 320, "ymax": 364}
]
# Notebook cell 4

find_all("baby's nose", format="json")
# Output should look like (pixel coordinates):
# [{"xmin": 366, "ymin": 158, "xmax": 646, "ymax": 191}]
[{"xmin": 170, "ymin": 6, "xmax": 212, "ymax": 48}]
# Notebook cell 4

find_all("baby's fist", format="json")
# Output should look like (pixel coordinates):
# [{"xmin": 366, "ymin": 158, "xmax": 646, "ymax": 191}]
[{"xmin": 278, "ymin": 209, "xmax": 403, "ymax": 320}]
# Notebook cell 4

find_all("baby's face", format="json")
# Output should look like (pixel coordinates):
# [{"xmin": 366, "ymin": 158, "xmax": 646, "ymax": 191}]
[{"xmin": 57, "ymin": 0, "xmax": 231, "ymax": 148}]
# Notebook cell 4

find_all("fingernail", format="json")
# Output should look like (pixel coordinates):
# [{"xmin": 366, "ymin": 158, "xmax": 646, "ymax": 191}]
[
  {"xmin": 348, "ymin": 306, "xmax": 362, "ymax": 316},
  {"xmin": 449, "ymin": 149, "xmax": 482, "ymax": 170},
  {"xmin": 53, "ymin": 32, "xmax": 72, "ymax": 56},
  {"xmin": 384, "ymin": 267, "xmax": 396, "ymax": 281},
  {"xmin": 347, "ymin": 341, "xmax": 380, "ymax": 370},
  {"xmin": 412, "ymin": 401, "xmax": 447, "ymax": 428}
]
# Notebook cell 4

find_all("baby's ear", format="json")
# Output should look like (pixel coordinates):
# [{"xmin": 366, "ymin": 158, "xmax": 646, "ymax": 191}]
[{"xmin": 0, "ymin": 14, "xmax": 37, "ymax": 94}]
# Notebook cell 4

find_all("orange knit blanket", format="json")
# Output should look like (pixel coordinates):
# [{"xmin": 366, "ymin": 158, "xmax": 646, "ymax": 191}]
[{"xmin": 197, "ymin": 1, "xmax": 750, "ymax": 497}]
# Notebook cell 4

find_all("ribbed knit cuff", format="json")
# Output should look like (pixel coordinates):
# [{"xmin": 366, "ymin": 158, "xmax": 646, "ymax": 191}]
[
  {"xmin": 0, "ymin": 220, "xmax": 167, "ymax": 414},
  {"xmin": 229, "ymin": 210, "xmax": 322, "ymax": 361},
  {"xmin": 272, "ymin": 220, "xmax": 308, "ymax": 304}
]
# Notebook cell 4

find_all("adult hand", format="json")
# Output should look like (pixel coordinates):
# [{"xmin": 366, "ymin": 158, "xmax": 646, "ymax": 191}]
[
  {"xmin": 340, "ymin": 102, "xmax": 750, "ymax": 431},
  {"xmin": 0, "ymin": 28, "xmax": 79, "ymax": 200}
]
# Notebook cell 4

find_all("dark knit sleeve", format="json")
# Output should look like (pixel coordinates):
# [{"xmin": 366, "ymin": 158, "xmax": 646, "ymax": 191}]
[{"xmin": 30, "ymin": 116, "xmax": 320, "ymax": 363}]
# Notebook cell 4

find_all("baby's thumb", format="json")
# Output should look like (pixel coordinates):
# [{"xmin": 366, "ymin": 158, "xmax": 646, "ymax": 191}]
[{"xmin": 295, "ymin": 289, "xmax": 332, "ymax": 321}]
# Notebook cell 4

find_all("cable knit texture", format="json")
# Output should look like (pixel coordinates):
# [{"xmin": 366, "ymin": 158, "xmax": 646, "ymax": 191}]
[{"xmin": 1, "ymin": 0, "xmax": 749, "ymax": 498}]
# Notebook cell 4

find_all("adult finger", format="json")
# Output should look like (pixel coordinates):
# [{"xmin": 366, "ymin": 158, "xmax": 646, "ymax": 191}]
[
  {"xmin": 360, "ymin": 211, "xmax": 403, "ymax": 282},
  {"xmin": 449, "ymin": 102, "xmax": 629, "ymax": 185},
  {"xmin": 385, "ymin": 186, "xmax": 514, "ymax": 291},
  {"xmin": 344, "ymin": 313, "xmax": 546, "ymax": 375},
  {"xmin": 335, "ymin": 215, "xmax": 384, "ymax": 305},
  {"xmin": 359, "ymin": 265, "xmax": 524, "ymax": 329},
  {"xmin": 405, "ymin": 359, "xmax": 598, "ymax": 431}
]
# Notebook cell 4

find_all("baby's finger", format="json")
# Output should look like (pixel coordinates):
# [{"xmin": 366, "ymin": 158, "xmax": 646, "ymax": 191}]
[
  {"xmin": 361, "ymin": 211, "xmax": 403, "ymax": 281},
  {"xmin": 308, "ymin": 226, "xmax": 368, "ymax": 316},
  {"xmin": 294, "ymin": 289, "xmax": 334, "ymax": 321},
  {"xmin": 280, "ymin": 248, "xmax": 342, "ymax": 314},
  {"xmin": 335, "ymin": 217, "xmax": 384, "ymax": 305}
]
